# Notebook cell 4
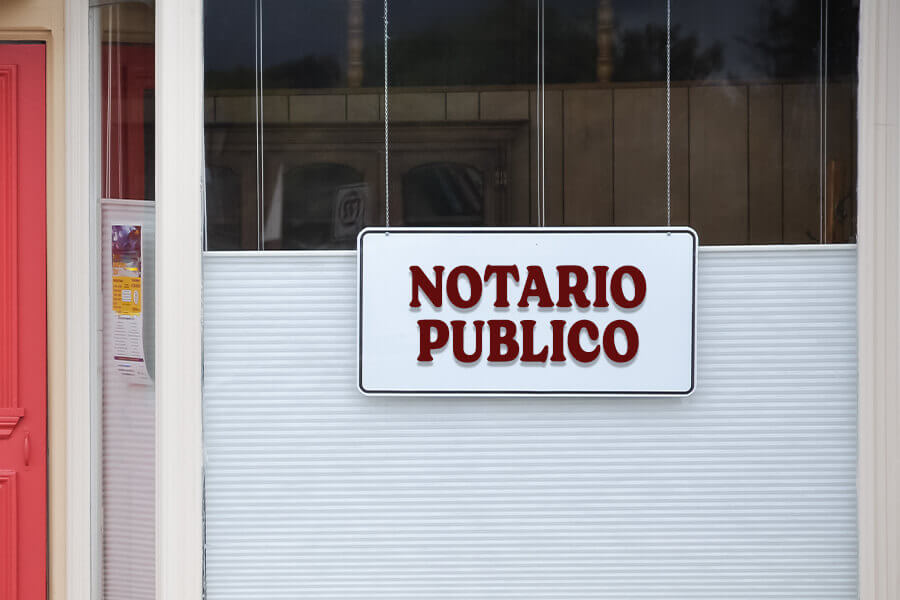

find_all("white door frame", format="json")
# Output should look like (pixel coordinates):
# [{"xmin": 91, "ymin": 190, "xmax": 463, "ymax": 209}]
[{"xmin": 64, "ymin": 0, "xmax": 899, "ymax": 598}]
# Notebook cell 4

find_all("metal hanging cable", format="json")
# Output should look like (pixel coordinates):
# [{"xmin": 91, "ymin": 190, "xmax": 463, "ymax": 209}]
[
  {"xmin": 823, "ymin": 0, "xmax": 829, "ymax": 242},
  {"xmin": 537, "ymin": 0, "xmax": 546, "ymax": 227},
  {"xmin": 254, "ymin": 0, "xmax": 262, "ymax": 249},
  {"xmin": 540, "ymin": 0, "xmax": 547, "ymax": 227},
  {"xmin": 258, "ymin": 0, "xmax": 266, "ymax": 248},
  {"xmin": 384, "ymin": 0, "xmax": 390, "ymax": 228},
  {"xmin": 105, "ymin": 7, "xmax": 113, "ymax": 197},
  {"xmin": 665, "ymin": 0, "xmax": 672, "ymax": 228}
]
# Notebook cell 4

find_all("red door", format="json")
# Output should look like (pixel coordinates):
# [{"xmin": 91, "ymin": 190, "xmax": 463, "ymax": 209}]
[{"xmin": 0, "ymin": 43, "xmax": 47, "ymax": 600}]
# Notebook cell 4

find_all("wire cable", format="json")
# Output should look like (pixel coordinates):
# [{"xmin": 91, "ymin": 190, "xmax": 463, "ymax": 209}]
[{"xmin": 665, "ymin": 0, "xmax": 672, "ymax": 227}]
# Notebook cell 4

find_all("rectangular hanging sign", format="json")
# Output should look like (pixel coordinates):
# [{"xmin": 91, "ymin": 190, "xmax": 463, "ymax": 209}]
[{"xmin": 358, "ymin": 228, "xmax": 697, "ymax": 396}]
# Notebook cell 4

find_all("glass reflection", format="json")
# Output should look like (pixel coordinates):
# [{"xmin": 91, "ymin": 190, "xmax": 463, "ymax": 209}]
[
  {"xmin": 95, "ymin": 3, "xmax": 157, "ymax": 599},
  {"xmin": 203, "ymin": 0, "xmax": 858, "ymax": 247},
  {"xmin": 543, "ymin": 0, "xmax": 857, "ymax": 243},
  {"xmin": 276, "ymin": 163, "xmax": 367, "ymax": 250},
  {"xmin": 204, "ymin": 0, "xmax": 537, "ymax": 249},
  {"xmin": 403, "ymin": 163, "xmax": 485, "ymax": 226}
]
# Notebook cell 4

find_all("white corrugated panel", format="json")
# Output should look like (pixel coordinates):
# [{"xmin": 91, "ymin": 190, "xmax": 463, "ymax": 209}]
[
  {"xmin": 101, "ymin": 199, "xmax": 156, "ymax": 600},
  {"xmin": 203, "ymin": 246, "xmax": 857, "ymax": 599}
]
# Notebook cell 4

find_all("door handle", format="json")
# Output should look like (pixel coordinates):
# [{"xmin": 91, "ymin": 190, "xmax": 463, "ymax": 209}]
[{"xmin": 24, "ymin": 432, "xmax": 31, "ymax": 466}]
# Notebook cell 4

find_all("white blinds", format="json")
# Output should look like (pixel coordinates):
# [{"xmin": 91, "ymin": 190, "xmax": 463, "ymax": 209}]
[
  {"xmin": 101, "ymin": 199, "xmax": 156, "ymax": 599},
  {"xmin": 203, "ymin": 246, "xmax": 857, "ymax": 599}
]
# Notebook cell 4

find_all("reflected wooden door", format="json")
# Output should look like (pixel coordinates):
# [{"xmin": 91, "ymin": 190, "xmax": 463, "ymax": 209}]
[
  {"xmin": 102, "ymin": 43, "xmax": 154, "ymax": 200},
  {"xmin": 0, "ymin": 43, "xmax": 47, "ymax": 600},
  {"xmin": 389, "ymin": 149, "xmax": 506, "ymax": 226}
]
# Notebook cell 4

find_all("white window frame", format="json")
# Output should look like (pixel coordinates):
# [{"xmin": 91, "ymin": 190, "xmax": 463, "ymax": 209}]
[
  {"xmin": 64, "ymin": 0, "xmax": 899, "ymax": 598},
  {"xmin": 856, "ymin": 1, "xmax": 900, "ymax": 598},
  {"xmin": 65, "ymin": 0, "xmax": 204, "ymax": 598},
  {"xmin": 154, "ymin": 0, "xmax": 204, "ymax": 598},
  {"xmin": 64, "ymin": 0, "xmax": 94, "ymax": 597}
]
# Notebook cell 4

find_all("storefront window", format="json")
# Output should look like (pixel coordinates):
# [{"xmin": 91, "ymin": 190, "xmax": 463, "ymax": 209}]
[
  {"xmin": 204, "ymin": 0, "xmax": 857, "ymax": 248},
  {"xmin": 201, "ymin": 4, "xmax": 860, "ymax": 598},
  {"xmin": 92, "ymin": 2, "xmax": 156, "ymax": 598}
]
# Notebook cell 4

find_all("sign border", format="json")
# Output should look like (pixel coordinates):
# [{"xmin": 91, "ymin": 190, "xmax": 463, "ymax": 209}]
[{"xmin": 357, "ymin": 227, "xmax": 698, "ymax": 397}]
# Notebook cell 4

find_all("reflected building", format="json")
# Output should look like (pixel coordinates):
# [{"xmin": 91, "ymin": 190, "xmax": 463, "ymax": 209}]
[{"xmin": 203, "ymin": 0, "xmax": 859, "ymax": 249}]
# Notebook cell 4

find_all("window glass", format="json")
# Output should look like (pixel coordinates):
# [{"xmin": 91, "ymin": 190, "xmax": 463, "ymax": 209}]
[
  {"xmin": 280, "ymin": 163, "xmax": 366, "ymax": 250},
  {"xmin": 403, "ymin": 162, "xmax": 486, "ymax": 226},
  {"xmin": 204, "ymin": 0, "xmax": 857, "ymax": 247},
  {"xmin": 542, "ymin": 0, "xmax": 858, "ymax": 243},
  {"xmin": 204, "ymin": 0, "xmax": 537, "ymax": 249},
  {"xmin": 101, "ymin": 9, "xmax": 155, "ymax": 201},
  {"xmin": 93, "ymin": 3, "xmax": 156, "ymax": 599}
]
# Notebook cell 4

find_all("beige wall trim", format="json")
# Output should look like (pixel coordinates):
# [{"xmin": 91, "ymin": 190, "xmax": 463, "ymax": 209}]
[
  {"xmin": 155, "ymin": 0, "xmax": 204, "ymax": 598},
  {"xmin": 858, "ymin": 0, "xmax": 900, "ymax": 598},
  {"xmin": 65, "ymin": 0, "xmax": 93, "ymax": 598}
]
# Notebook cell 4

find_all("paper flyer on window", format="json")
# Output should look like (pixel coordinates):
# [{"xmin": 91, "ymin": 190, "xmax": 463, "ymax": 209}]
[{"xmin": 111, "ymin": 225, "xmax": 152, "ymax": 384}]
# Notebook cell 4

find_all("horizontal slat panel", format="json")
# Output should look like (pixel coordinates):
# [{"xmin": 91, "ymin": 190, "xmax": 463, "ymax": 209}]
[
  {"xmin": 203, "ymin": 246, "xmax": 857, "ymax": 599},
  {"xmin": 101, "ymin": 200, "xmax": 156, "ymax": 600}
]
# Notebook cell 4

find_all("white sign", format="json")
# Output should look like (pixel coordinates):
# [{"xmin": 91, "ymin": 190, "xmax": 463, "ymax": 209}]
[{"xmin": 358, "ymin": 228, "xmax": 697, "ymax": 396}]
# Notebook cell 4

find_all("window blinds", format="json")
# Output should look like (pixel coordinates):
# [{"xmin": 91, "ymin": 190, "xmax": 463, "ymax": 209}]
[
  {"xmin": 203, "ymin": 246, "xmax": 857, "ymax": 599},
  {"xmin": 101, "ymin": 199, "xmax": 156, "ymax": 600}
]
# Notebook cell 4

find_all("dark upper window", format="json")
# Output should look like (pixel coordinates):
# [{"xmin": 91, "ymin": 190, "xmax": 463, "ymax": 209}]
[{"xmin": 204, "ymin": 0, "xmax": 859, "ymax": 249}]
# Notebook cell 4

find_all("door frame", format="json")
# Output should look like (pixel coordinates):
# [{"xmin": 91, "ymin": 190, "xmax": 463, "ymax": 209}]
[
  {"xmin": 0, "ymin": 20, "xmax": 68, "ymax": 600},
  {"xmin": 62, "ymin": 1, "xmax": 900, "ymax": 599}
]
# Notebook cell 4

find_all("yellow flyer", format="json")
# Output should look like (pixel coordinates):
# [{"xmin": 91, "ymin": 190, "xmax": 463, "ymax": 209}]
[{"xmin": 111, "ymin": 225, "xmax": 151, "ymax": 383}]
